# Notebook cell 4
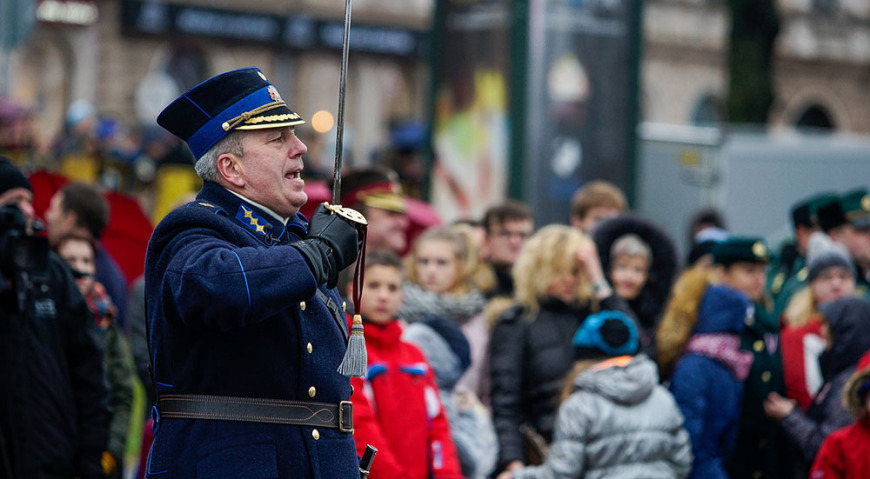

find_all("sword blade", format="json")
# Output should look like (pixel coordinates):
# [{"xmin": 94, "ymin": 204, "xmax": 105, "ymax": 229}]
[{"xmin": 332, "ymin": 0, "xmax": 353, "ymax": 204}]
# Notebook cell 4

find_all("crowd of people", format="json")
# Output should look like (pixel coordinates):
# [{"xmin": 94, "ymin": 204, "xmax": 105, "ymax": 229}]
[{"xmin": 2, "ymin": 66, "xmax": 870, "ymax": 479}]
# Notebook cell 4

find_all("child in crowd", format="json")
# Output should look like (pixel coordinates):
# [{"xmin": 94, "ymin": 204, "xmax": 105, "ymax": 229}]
[
  {"xmin": 349, "ymin": 251, "xmax": 464, "ymax": 479},
  {"xmin": 592, "ymin": 214, "xmax": 679, "ymax": 359},
  {"xmin": 498, "ymin": 310, "xmax": 691, "ymax": 479},
  {"xmin": 398, "ymin": 226, "xmax": 487, "ymax": 324},
  {"xmin": 811, "ymin": 351, "xmax": 870, "ymax": 478},
  {"xmin": 54, "ymin": 232, "xmax": 134, "ymax": 479}
]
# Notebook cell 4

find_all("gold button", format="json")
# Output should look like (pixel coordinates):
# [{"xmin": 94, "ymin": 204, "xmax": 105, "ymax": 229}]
[
  {"xmin": 300, "ymin": 301, "xmax": 306, "ymax": 311},
  {"xmin": 308, "ymin": 386, "xmax": 316, "ymax": 398},
  {"xmin": 761, "ymin": 371, "xmax": 771, "ymax": 383},
  {"xmin": 342, "ymin": 301, "xmax": 347, "ymax": 312},
  {"xmin": 307, "ymin": 342, "xmax": 313, "ymax": 353},
  {"xmin": 312, "ymin": 429, "xmax": 320, "ymax": 440},
  {"xmin": 754, "ymin": 340, "xmax": 764, "ymax": 352}
]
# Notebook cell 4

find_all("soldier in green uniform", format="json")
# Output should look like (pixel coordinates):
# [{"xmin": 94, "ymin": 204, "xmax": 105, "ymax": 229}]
[
  {"xmin": 767, "ymin": 194, "xmax": 838, "ymax": 319},
  {"xmin": 817, "ymin": 188, "xmax": 870, "ymax": 295},
  {"xmin": 723, "ymin": 238, "xmax": 797, "ymax": 479}
]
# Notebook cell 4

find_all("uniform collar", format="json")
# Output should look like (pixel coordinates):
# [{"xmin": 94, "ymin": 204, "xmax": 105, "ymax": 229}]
[{"xmin": 199, "ymin": 181, "xmax": 308, "ymax": 244}]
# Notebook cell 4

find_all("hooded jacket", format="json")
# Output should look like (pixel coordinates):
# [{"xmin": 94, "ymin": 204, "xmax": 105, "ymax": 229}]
[
  {"xmin": 810, "ymin": 351, "xmax": 870, "ymax": 479},
  {"xmin": 350, "ymin": 319, "xmax": 464, "ymax": 479},
  {"xmin": 404, "ymin": 317, "xmax": 498, "ymax": 479},
  {"xmin": 593, "ymin": 214, "xmax": 679, "ymax": 357},
  {"xmin": 513, "ymin": 355, "xmax": 692, "ymax": 479},
  {"xmin": 667, "ymin": 285, "xmax": 750, "ymax": 479},
  {"xmin": 489, "ymin": 294, "xmax": 632, "ymax": 470},
  {"xmin": 781, "ymin": 297, "xmax": 870, "ymax": 465}
]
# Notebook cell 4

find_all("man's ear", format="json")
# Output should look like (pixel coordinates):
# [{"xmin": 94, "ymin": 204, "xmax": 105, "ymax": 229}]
[{"xmin": 217, "ymin": 153, "xmax": 245, "ymax": 188}]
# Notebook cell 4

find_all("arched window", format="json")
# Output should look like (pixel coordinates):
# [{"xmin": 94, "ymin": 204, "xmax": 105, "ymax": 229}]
[
  {"xmin": 691, "ymin": 94, "xmax": 724, "ymax": 126},
  {"xmin": 795, "ymin": 104, "xmax": 835, "ymax": 131}
]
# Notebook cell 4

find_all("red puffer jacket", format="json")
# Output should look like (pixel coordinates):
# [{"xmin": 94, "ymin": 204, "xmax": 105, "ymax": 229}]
[{"xmin": 351, "ymin": 319, "xmax": 464, "ymax": 479}]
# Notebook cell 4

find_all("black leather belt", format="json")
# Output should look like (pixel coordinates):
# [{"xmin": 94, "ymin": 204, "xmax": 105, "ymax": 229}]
[{"xmin": 157, "ymin": 394, "xmax": 353, "ymax": 433}]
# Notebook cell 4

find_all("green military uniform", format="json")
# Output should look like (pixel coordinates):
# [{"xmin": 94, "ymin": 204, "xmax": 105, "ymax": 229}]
[
  {"xmin": 817, "ymin": 188, "xmax": 870, "ymax": 298},
  {"xmin": 725, "ymin": 304, "xmax": 796, "ymax": 479},
  {"xmin": 765, "ymin": 193, "xmax": 838, "ymax": 319}
]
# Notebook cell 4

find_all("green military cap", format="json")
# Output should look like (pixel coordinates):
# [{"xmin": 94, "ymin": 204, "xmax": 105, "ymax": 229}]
[
  {"xmin": 817, "ymin": 196, "xmax": 847, "ymax": 233},
  {"xmin": 711, "ymin": 236, "xmax": 770, "ymax": 265},
  {"xmin": 791, "ymin": 192, "xmax": 838, "ymax": 229},
  {"xmin": 840, "ymin": 187, "xmax": 870, "ymax": 229}
]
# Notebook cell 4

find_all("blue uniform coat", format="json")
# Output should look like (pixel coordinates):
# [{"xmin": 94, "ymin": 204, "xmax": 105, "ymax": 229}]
[{"xmin": 144, "ymin": 181, "xmax": 358, "ymax": 479}]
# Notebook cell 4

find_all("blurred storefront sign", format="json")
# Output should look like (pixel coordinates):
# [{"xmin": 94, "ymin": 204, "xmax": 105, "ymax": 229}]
[
  {"xmin": 37, "ymin": 0, "xmax": 98, "ymax": 26},
  {"xmin": 120, "ymin": 0, "xmax": 425, "ymax": 59}
]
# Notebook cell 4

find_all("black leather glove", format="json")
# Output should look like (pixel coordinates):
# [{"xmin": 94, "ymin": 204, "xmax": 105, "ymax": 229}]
[{"xmin": 290, "ymin": 203, "xmax": 361, "ymax": 288}]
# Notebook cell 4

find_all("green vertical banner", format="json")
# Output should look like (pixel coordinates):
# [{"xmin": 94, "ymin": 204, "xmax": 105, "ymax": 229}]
[
  {"xmin": 522, "ymin": 0, "xmax": 641, "ymax": 225},
  {"xmin": 430, "ymin": 0, "xmax": 511, "ymax": 222}
]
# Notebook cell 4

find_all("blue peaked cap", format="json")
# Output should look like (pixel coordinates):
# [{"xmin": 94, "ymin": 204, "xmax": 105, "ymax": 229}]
[{"xmin": 157, "ymin": 67, "xmax": 305, "ymax": 159}]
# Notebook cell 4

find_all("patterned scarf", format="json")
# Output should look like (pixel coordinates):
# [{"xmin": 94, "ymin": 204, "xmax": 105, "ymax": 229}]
[{"xmin": 686, "ymin": 333, "xmax": 754, "ymax": 381}]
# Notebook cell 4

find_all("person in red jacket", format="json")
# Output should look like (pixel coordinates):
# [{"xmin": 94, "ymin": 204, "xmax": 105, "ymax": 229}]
[
  {"xmin": 811, "ymin": 351, "xmax": 870, "ymax": 479},
  {"xmin": 349, "ymin": 250, "xmax": 464, "ymax": 479}
]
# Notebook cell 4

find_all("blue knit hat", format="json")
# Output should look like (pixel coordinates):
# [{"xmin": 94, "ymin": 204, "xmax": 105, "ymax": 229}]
[{"xmin": 573, "ymin": 310, "xmax": 639, "ymax": 360}]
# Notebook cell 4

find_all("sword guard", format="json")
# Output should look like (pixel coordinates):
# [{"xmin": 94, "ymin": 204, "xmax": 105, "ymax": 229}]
[{"xmin": 323, "ymin": 202, "xmax": 368, "ymax": 226}]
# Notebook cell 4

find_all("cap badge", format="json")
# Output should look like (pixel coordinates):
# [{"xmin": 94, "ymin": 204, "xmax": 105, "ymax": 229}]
[
  {"xmin": 268, "ymin": 85, "xmax": 282, "ymax": 102},
  {"xmin": 752, "ymin": 241, "xmax": 767, "ymax": 259}
]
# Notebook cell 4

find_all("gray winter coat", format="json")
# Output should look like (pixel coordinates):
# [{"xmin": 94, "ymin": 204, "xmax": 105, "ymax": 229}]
[{"xmin": 513, "ymin": 355, "xmax": 692, "ymax": 479}]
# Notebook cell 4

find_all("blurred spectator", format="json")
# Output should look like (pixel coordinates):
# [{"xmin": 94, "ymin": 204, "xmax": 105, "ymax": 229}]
[
  {"xmin": 593, "ymin": 213, "xmax": 679, "ymax": 359},
  {"xmin": 781, "ymin": 233, "xmax": 857, "ymax": 411},
  {"xmin": 398, "ymin": 226, "xmax": 487, "ymax": 324},
  {"xmin": 767, "ymin": 193, "xmax": 837, "ymax": 316},
  {"xmin": 685, "ymin": 207, "xmax": 729, "ymax": 267},
  {"xmin": 817, "ymin": 188, "xmax": 870, "ymax": 290},
  {"xmin": 765, "ymin": 297, "xmax": 870, "ymax": 473},
  {"xmin": 340, "ymin": 166, "xmax": 409, "ymax": 255},
  {"xmin": 499, "ymin": 311, "xmax": 692, "ymax": 479},
  {"xmin": 810, "ymin": 351, "xmax": 870, "ymax": 478},
  {"xmin": 0, "ymin": 157, "xmax": 110, "ymax": 479},
  {"xmin": 657, "ymin": 251, "xmax": 755, "ymax": 479},
  {"xmin": 45, "ymin": 181, "xmax": 128, "ymax": 328},
  {"xmin": 404, "ymin": 316, "xmax": 498, "ymax": 479},
  {"xmin": 569, "ymin": 180, "xmax": 627, "ymax": 233},
  {"xmin": 481, "ymin": 201, "xmax": 534, "ymax": 298},
  {"xmin": 489, "ymin": 225, "xmax": 632, "ymax": 475},
  {"xmin": 54, "ymin": 232, "xmax": 134, "ymax": 478},
  {"xmin": 349, "ymin": 251, "xmax": 464, "ymax": 479}
]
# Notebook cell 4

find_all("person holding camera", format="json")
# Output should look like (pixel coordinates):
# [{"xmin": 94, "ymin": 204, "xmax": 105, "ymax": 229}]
[
  {"xmin": 0, "ymin": 157, "xmax": 110, "ymax": 479},
  {"xmin": 145, "ymin": 68, "xmax": 363, "ymax": 478}
]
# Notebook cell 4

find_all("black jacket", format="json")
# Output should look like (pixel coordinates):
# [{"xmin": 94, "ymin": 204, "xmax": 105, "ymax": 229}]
[
  {"xmin": 488, "ymin": 294, "xmax": 632, "ymax": 470},
  {"xmin": 0, "ymin": 253, "xmax": 109, "ymax": 479}
]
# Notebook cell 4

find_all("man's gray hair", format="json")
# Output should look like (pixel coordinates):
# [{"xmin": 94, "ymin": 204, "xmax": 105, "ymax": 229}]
[{"xmin": 195, "ymin": 130, "xmax": 245, "ymax": 182}]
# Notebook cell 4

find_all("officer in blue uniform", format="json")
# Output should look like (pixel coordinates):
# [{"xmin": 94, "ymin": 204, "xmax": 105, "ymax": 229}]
[{"xmin": 145, "ymin": 67, "xmax": 362, "ymax": 478}]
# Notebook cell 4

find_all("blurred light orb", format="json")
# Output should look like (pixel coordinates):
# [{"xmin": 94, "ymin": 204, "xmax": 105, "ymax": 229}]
[{"xmin": 311, "ymin": 110, "xmax": 335, "ymax": 133}]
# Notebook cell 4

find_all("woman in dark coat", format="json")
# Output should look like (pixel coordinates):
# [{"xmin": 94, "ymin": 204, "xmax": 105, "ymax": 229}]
[
  {"xmin": 489, "ymin": 225, "xmax": 633, "ymax": 476},
  {"xmin": 765, "ymin": 296, "xmax": 870, "ymax": 472},
  {"xmin": 593, "ymin": 214, "xmax": 679, "ymax": 359}
]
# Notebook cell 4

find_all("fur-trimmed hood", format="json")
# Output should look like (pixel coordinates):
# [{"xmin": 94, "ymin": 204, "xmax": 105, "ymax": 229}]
[
  {"xmin": 594, "ymin": 214, "xmax": 679, "ymax": 328},
  {"xmin": 844, "ymin": 351, "xmax": 870, "ymax": 418},
  {"xmin": 656, "ymin": 266, "xmax": 711, "ymax": 375}
]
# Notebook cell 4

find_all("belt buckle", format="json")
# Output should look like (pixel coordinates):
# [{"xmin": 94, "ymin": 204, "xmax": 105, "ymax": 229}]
[{"xmin": 338, "ymin": 400, "xmax": 353, "ymax": 433}]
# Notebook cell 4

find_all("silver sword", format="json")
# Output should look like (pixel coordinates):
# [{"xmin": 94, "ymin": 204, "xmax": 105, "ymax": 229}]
[{"xmin": 332, "ymin": 0, "xmax": 353, "ymax": 204}]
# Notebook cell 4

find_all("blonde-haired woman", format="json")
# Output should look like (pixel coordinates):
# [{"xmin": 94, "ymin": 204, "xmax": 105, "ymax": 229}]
[{"xmin": 489, "ymin": 225, "xmax": 634, "ymax": 476}]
